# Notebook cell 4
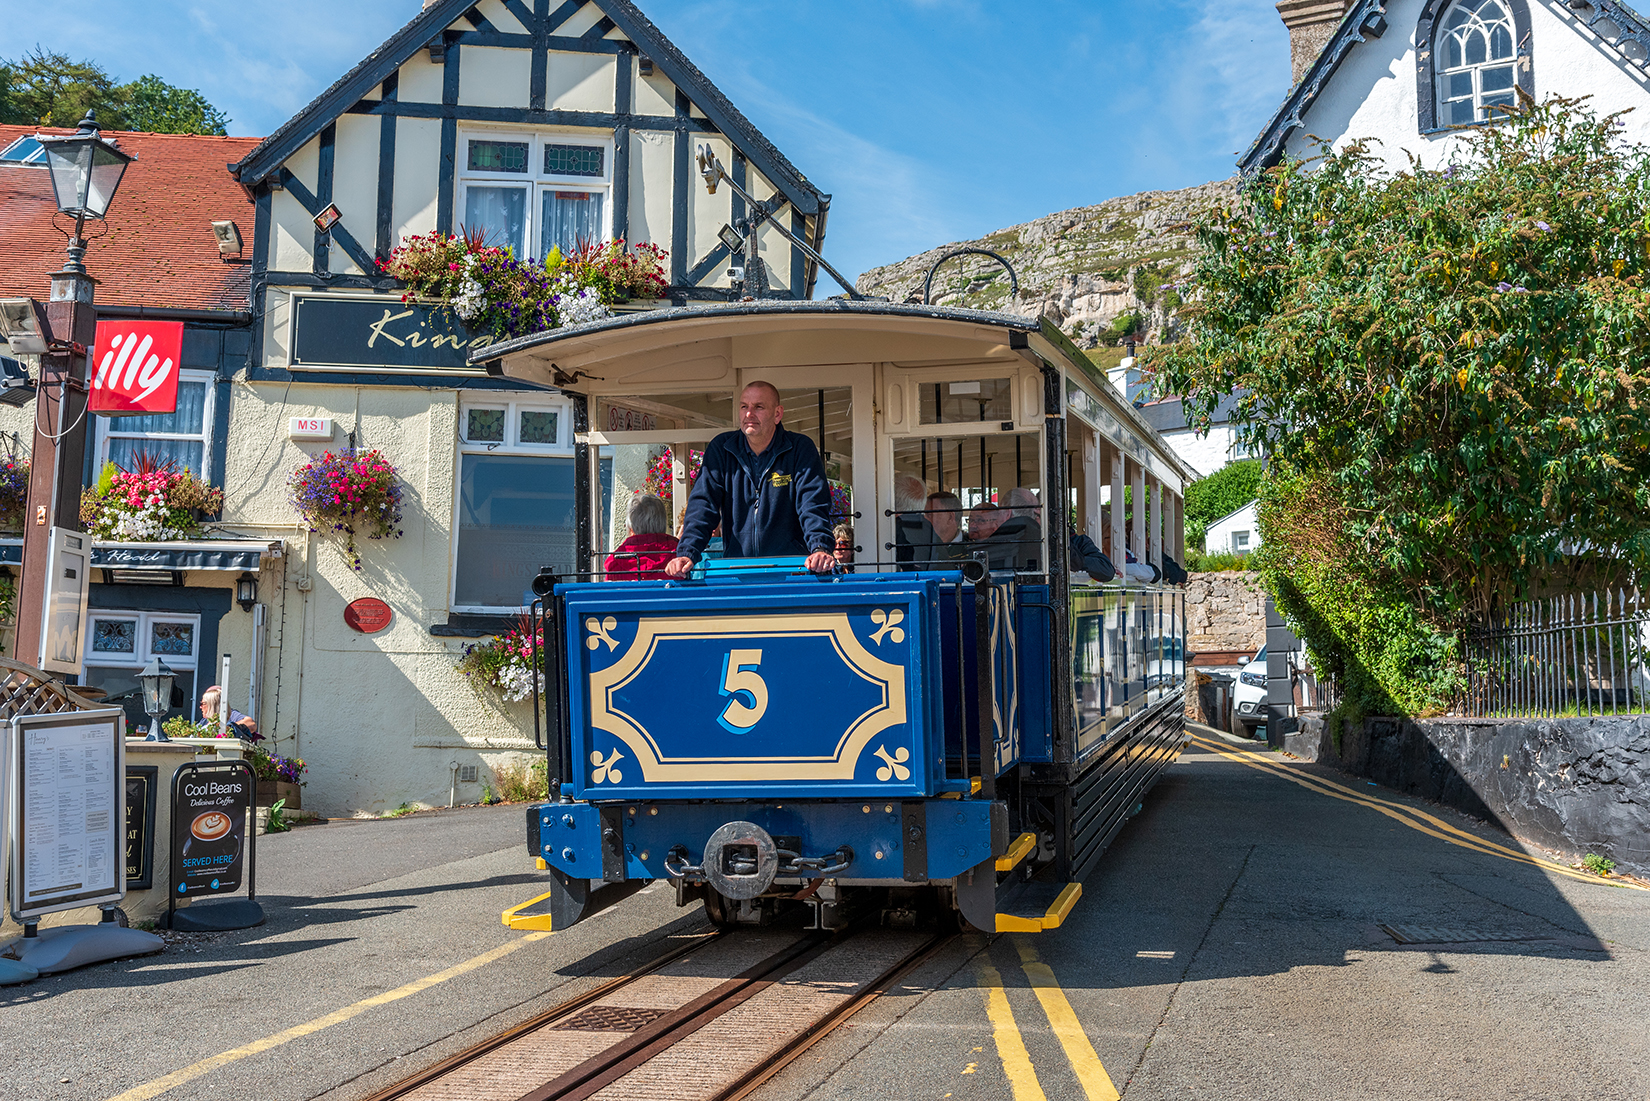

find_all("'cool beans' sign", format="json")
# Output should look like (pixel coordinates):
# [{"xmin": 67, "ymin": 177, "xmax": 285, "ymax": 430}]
[{"xmin": 91, "ymin": 320, "xmax": 184, "ymax": 416}]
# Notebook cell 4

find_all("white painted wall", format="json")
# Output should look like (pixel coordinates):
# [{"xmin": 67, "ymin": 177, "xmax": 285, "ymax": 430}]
[
  {"xmin": 1158, "ymin": 423, "xmax": 1246, "ymax": 481},
  {"xmin": 459, "ymin": 46, "xmax": 533, "ymax": 108},
  {"xmin": 1286, "ymin": 0, "xmax": 1650, "ymax": 171},
  {"xmin": 1206, "ymin": 500, "xmax": 1262, "ymax": 555}
]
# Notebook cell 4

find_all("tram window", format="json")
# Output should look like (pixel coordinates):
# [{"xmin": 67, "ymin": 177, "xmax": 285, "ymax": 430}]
[
  {"xmin": 891, "ymin": 433, "xmax": 1042, "ymax": 571},
  {"xmin": 918, "ymin": 378, "xmax": 1012, "ymax": 425},
  {"xmin": 773, "ymin": 385, "xmax": 855, "ymax": 527}
]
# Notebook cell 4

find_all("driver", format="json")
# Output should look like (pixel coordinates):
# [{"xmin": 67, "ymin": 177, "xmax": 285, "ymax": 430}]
[{"xmin": 664, "ymin": 381, "xmax": 836, "ymax": 578}]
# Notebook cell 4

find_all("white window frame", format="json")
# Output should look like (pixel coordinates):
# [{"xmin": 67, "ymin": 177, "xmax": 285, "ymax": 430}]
[
  {"xmin": 451, "ymin": 395, "xmax": 576, "ymax": 613},
  {"xmin": 93, "ymin": 368, "xmax": 218, "ymax": 483},
  {"xmin": 82, "ymin": 610, "xmax": 202, "ymax": 671},
  {"xmin": 456, "ymin": 129, "xmax": 614, "ymax": 260},
  {"xmin": 1436, "ymin": 0, "xmax": 1518, "ymax": 127}
]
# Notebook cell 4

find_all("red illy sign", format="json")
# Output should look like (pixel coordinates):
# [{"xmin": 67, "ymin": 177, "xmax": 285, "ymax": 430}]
[{"xmin": 90, "ymin": 320, "xmax": 184, "ymax": 416}]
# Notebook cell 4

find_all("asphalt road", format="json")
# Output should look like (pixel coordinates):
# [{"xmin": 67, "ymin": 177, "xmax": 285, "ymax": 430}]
[{"xmin": 3, "ymin": 730, "xmax": 1646, "ymax": 1101}]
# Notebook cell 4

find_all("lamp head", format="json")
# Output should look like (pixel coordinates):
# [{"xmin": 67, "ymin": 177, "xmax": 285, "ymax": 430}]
[
  {"xmin": 137, "ymin": 657, "xmax": 176, "ymax": 717},
  {"xmin": 37, "ymin": 111, "xmax": 132, "ymax": 222},
  {"xmin": 0, "ymin": 298, "xmax": 51, "ymax": 355},
  {"xmin": 236, "ymin": 571, "xmax": 258, "ymax": 612}
]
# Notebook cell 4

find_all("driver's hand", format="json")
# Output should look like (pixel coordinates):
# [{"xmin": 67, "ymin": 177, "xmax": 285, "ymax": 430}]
[
  {"xmin": 805, "ymin": 551, "xmax": 836, "ymax": 574},
  {"xmin": 664, "ymin": 556, "xmax": 695, "ymax": 579}
]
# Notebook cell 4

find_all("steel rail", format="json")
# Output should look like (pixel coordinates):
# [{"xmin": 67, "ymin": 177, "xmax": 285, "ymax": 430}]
[{"xmin": 353, "ymin": 928, "xmax": 728, "ymax": 1101}]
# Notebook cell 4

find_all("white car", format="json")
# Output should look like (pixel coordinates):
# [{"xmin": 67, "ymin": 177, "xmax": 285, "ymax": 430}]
[{"xmin": 1230, "ymin": 647, "xmax": 1268, "ymax": 737}]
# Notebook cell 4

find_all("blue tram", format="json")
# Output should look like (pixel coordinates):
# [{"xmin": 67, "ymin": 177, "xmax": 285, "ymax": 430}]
[{"xmin": 476, "ymin": 300, "xmax": 1195, "ymax": 933}]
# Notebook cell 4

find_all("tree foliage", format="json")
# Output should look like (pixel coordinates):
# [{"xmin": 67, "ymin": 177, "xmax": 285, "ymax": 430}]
[
  {"xmin": 1184, "ymin": 458, "xmax": 1263, "ymax": 526},
  {"xmin": 1155, "ymin": 99, "xmax": 1650, "ymax": 629},
  {"xmin": 0, "ymin": 48, "xmax": 228, "ymax": 135}
]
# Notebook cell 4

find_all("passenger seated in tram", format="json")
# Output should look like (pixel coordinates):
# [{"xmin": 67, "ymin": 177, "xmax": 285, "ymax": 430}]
[
  {"xmin": 605, "ymin": 494, "xmax": 679, "ymax": 580},
  {"xmin": 664, "ymin": 381, "xmax": 836, "ymax": 578},
  {"xmin": 983, "ymin": 487, "xmax": 1044, "ymax": 572},
  {"xmin": 917, "ymin": 491, "xmax": 972, "ymax": 568},
  {"xmin": 966, "ymin": 502, "xmax": 1005, "ymax": 543},
  {"xmin": 832, "ymin": 523, "xmax": 855, "ymax": 570},
  {"xmin": 893, "ymin": 474, "xmax": 936, "ymax": 569}
]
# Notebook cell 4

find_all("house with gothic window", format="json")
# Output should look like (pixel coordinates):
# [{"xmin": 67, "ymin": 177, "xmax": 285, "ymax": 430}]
[
  {"xmin": 1250, "ymin": 0, "xmax": 1650, "ymax": 172},
  {"xmin": 66, "ymin": 0, "xmax": 830, "ymax": 815}
]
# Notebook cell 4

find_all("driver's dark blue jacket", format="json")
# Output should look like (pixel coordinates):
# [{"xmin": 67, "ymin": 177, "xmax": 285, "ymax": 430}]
[{"xmin": 677, "ymin": 423, "xmax": 836, "ymax": 561}]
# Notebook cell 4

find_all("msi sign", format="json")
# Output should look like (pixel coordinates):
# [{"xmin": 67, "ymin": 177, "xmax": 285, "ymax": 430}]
[{"xmin": 90, "ymin": 320, "xmax": 184, "ymax": 416}]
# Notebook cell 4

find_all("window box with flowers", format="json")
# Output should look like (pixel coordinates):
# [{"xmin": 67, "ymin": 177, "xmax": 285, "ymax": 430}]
[
  {"xmin": 80, "ymin": 455, "xmax": 224, "ymax": 541},
  {"xmin": 289, "ymin": 448, "xmax": 404, "ymax": 570},
  {"xmin": 454, "ymin": 615, "xmax": 544, "ymax": 703},
  {"xmin": 378, "ymin": 232, "xmax": 668, "ymax": 342}
]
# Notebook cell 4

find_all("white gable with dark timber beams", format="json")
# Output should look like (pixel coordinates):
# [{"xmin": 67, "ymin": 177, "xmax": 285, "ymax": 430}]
[
  {"xmin": 234, "ymin": 0, "xmax": 831, "ymax": 373},
  {"xmin": 1243, "ymin": 0, "xmax": 1650, "ymax": 175}
]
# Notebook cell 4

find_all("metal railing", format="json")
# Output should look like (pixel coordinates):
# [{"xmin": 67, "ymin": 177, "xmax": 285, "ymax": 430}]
[{"xmin": 1460, "ymin": 588, "xmax": 1647, "ymax": 718}]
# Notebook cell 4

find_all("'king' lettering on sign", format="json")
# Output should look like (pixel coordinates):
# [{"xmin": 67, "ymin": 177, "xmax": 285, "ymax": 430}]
[{"xmin": 90, "ymin": 320, "xmax": 184, "ymax": 416}]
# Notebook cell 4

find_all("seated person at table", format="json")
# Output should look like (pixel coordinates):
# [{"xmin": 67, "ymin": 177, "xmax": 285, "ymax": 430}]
[
  {"xmin": 200, "ymin": 686, "xmax": 260, "ymax": 741},
  {"xmin": 605, "ymin": 494, "xmax": 679, "ymax": 580},
  {"xmin": 665, "ymin": 381, "xmax": 835, "ymax": 577}
]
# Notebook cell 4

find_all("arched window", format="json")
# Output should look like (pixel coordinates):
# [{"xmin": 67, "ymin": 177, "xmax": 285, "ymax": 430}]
[
  {"xmin": 1416, "ymin": 0, "xmax": 1532, "ymax": 133},
  {"xmin": 1438, "ymin": 0, "xmax": 1517, "ymax": 124}
]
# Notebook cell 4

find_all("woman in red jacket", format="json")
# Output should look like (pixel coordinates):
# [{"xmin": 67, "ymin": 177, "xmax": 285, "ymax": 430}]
[{"xmin": 604, "ymin": 494, "xmax": 678, "ymax": 580}]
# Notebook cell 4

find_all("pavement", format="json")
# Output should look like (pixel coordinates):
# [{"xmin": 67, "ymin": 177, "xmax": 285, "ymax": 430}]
[{"xmin": 2, "ymin": 730, "xmax": 1647, "ymax": 1101}]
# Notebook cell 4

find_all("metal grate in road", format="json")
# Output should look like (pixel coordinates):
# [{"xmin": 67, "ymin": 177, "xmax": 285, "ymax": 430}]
[
  {"xmin": 1379, "ymin": 924, "xmax": 1546, "ymax": 944},
  {"xmin": 551, "ymin": 1007, "xmax": 671, "ymax": 1033}
]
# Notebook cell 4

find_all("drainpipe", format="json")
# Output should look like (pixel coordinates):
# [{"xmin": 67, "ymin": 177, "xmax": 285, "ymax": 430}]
[{"xmin": 449, "ymin": 761, "xmax": 459, "ymax": 809}]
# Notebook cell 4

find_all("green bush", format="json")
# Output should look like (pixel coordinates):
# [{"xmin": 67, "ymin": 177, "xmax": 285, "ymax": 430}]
[{"xmin": 1184, "ymin": 459, "xmax": 1263, "ymax": 528}]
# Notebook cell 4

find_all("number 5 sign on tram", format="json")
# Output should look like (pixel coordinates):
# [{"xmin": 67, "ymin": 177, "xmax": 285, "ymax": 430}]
[
  {"xmin": 718, "ymin": 649, "xmax": 768, "ymax": 733},
  {"xmin": 90, "ymin": 320, "xmax": 184, "ymax": 416}
]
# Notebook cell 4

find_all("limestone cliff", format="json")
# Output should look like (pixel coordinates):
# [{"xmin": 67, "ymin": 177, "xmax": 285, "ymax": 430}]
[{"xmin": 855, "ymin": 179, "xmax": 1235, "ymax": 349}]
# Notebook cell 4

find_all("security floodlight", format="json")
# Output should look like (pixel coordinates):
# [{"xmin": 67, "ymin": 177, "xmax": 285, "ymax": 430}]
[
  {"xmin": 211, "ymin": 220, "xmax": 243, "ymax": 259},
  {"xmin": 0, "ymin": 356, "xmax": 35, "ymax": 408},
  {"xmin": 0, "ymin": 298, "xmax": 51, "ymax": 355},
  {"xmin": 37, "ymin": 111, "xmax": 132, "ymax": 222},
  {"xmin": 138, "ymin": 657, "xmax": 175, "ymax": 740},
  {"xmin": 717, "ymin": 223, "xmax": 745, "ymax": 254}
]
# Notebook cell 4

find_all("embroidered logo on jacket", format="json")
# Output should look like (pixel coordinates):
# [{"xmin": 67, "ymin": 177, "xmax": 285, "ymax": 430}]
[{"xmin": 770, "ymin": 473, "xmax": 792, "ymax": 487}]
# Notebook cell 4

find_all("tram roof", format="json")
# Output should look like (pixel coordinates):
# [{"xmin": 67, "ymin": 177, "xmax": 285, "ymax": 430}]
[{"xmin": 473, "ymin": 300, "xmax": 1200, "ymax": 484}]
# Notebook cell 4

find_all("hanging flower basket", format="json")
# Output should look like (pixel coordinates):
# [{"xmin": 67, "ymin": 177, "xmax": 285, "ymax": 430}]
[
  {"xmin": 80, "ymin": 454, "xmax": 223, "ymax": 541},
  {"xmin": 378, "ymin": 231, "xmax": 668, "ymax": 342},
  {"xmin": 0, "ymin": 457, "xmax": 27, "ymax": 533},
  {"xmin": 455, "ymin": 614, "xmax": 545, "ymax": 703},
  {"xmin": 288, "ymin": 448, "xmax": 404, "ymax": 569}
]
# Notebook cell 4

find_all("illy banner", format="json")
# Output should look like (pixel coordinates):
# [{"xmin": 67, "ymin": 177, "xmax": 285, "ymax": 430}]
[{"xmin": 91, "ymin": 320, "xmax": 183, "ymax": 416}]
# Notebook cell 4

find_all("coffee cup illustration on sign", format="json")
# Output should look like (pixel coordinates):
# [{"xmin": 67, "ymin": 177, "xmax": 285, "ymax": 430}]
[{"xmin": 191, "ymin": 811, "xmax": 232, "ymax": 841}]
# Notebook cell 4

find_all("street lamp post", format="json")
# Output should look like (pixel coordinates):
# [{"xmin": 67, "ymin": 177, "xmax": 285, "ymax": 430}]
[{"xmin": 7, "ymin": 112, "xmax": 131, "ymax": 667}]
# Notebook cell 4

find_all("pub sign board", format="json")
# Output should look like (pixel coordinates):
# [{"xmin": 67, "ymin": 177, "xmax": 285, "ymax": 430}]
[
  {"xmin": 289, "ymin": 295, "xmax": 493, "ymax": 373},
  {"xmin": 126, "ymin": 765, "xmax": 158, "ymax": 890},
  {"xmin": 171, "ymin": 761, "xmax": 253, "ymax": 899},
  {"xmin": 91, "ymin": 320, "xmax": 184, "ymax": 416}
]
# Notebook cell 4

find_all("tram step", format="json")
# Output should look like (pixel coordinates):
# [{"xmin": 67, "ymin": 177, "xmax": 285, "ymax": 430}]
[
  {"xmin": 994, "ymin": 882, "xmax": 1082, "ymax": 933},
  {"xmin": 502, "ymin": 889, "xmax": 560, "ymax": 931},
  {"xmin": 995, "ymin": 832, "xmax": 1038, "ymax": 873}
]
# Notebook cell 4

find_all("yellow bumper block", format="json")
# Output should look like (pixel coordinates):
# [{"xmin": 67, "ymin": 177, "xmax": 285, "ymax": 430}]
[{"xmin": 995, "ymin": 882, "xmax": 1082, "ymax": 933}]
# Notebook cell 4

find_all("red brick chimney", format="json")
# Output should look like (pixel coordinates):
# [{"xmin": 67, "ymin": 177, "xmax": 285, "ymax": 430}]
[{"xmin": 1277, "ymin": 1, "xmax": 1356, "ymax": 84}]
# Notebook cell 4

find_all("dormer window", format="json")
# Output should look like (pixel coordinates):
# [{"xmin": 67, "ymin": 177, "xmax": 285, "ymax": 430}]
[{"xmin": 1438, "ymin": 0, "xmax": 1518, "ymax": 124}]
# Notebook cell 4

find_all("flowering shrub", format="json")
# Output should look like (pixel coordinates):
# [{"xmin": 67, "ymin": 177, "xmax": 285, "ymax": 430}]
[
  {"xmin": 80, "ymin": 455, "xmax": 223, "ymax": 541},
  {"xmin": 455, "ymin": 615, "xmax": 544, "ymax": 702},
  {"xmin": 378, "ymin": 231, "xmax": 669, "ymax": 341},
  {"xmin": 288, "ymin": 448, "xmax": 404, "ymax": 569},
  {"xmin": 0, "ymin": 458, "xmax": 27, "ymax": 531}
]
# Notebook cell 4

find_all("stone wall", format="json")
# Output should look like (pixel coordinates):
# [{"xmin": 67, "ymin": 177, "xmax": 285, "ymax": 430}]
[
  {"xmin": 1283, "ymin": 714, "xmax": 1650, "ymax": 878},
  {"xmin": 1187, "ymin": 571, "xmax": 1267, "ymax": 657}
]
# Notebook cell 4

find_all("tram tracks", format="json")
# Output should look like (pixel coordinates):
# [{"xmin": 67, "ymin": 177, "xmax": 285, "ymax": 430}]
[{"xmin": 358, "ymin": 923, "xmax": 953, "ymax": 1101}]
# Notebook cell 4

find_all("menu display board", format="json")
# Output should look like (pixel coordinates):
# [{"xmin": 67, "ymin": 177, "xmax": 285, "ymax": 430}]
[
  {"xmin": 171, "ymin": 762, "xmax": 252, "ymax": 898},
  {"xmin": 126, "ymin": 766, "xmax": 158, "ymax": 890},
  {"xmin": 10, "ymin": 709, "xmax": 127, "ymax": 922}
]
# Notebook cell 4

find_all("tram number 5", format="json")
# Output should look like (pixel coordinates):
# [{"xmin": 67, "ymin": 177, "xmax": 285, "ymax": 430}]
[{"xmin": 718, "ymin": 649, "xmax": 768, "ymax": 732}]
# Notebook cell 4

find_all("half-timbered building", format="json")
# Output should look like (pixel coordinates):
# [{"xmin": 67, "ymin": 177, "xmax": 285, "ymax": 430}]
[{"xmin": 197, "ymin": 0, "xmax": 831, "ymax": 813}]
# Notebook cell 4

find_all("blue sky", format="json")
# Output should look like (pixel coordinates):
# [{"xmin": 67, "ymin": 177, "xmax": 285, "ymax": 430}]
[{"xmin": 1, "ymin": 1, "xmax": 1292, "ymax": 279}]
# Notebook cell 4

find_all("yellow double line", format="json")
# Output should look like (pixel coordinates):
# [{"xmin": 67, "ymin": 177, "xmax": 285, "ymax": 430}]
[
  {"xmin": 1188, "ymin": 731, "xmax": 1646, "ymax": 890},
  {"xmin": 975, "ymin": 937, "xmax": 1121, "ymax": 1101}
]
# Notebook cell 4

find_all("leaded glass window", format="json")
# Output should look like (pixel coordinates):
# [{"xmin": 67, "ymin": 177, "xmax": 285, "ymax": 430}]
[
  {"xmin": 544, "ymin": 143, "xmax": 604, "ymax": 177},
  {"xmin": 466, "ymin": 408, "xmax": 506, "ymax": 443},
  {"xmin": 90, "ymin": 618, "xmax": 136, "ymax": 655},
  {"xmin": 150, "ymin": 621, "xmax": 195, "ymax": 657},
  {"xmin": 1437, "ymin": 0, "xmax": 1518, "ymax": 126},
  {"xmin": 468, "ymin": 139, "xmax": 529, "ymax": 173},
  {"xmin": 518, "ymin": 410, "xmax": 558, "ymax": 445}
]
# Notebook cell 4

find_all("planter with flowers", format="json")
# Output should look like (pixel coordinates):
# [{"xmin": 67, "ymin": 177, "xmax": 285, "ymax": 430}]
[
  {"xmin": 288, "ymin": 448, "xmax": 404, "ymax": 569},
  {"xmin": 0, "ymin": 457, "xmax": 28, "ymax": 534},
  {"xmin": 455, "ymin": 615, "xmax": 544, "ymax": 703},
  {"xmin": 378, "ymin": 231, "xmax": 668, "ymax": 342},
  {"xmin": 81, "ymin": 455, "xmax": 224, "ymax": 541},
  {"xmin": 252, "ymin": 748, "xmax": 307, "ymax": 810}
]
